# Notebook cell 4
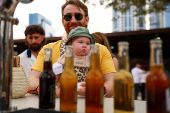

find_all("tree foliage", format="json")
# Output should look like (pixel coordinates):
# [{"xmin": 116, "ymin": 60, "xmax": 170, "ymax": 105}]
[{"xmin": 82, "ymin": 0, "xmax": 170, "ymax": 16}]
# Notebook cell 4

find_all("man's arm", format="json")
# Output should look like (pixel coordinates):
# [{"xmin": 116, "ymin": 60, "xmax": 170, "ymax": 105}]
[
  {"xmin": 28, "ymin": 70, "xmax": 41, "ymax": 94},
  {"xmin": 142, "ymin": 71, "xmax": 149, "ymax": 74},
  {"xmin": 77, "ymin": 73, "xmax": 116, "ymax": 97},
  {"xmin": 28, "ymin": 70, "xmax": 61, "ymax": 97},
  {"xmin": 104, "ymin": 72, "xmax": 115, "ymax": 98}
]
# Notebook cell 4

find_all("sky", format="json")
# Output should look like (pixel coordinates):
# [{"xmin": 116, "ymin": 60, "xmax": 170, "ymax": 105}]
[{"xmin": 13, "ymin": 0, "xmax": 113, "ymax": 39}]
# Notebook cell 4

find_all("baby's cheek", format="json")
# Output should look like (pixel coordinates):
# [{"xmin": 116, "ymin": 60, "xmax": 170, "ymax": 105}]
[
  {"xmin": 87, "ymin": 48, "xmax": 90, "ymax": 52},
  {"xmin": 74, "ymin": 49, "xmax": 81, "ymax": 55}
]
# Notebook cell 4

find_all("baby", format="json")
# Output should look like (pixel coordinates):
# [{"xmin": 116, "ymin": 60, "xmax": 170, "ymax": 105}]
[{"xmin": 53, "ymin": 26, "xmax": 95, "ymax": 83}]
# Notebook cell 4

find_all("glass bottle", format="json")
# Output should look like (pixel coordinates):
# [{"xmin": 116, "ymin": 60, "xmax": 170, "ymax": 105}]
[
  {"xmin": 114, "ymin": 41, "xmax": 134, "ymax": 113},
  {"xmin": 39, "ymin": 48, "xmax": 56, "ymax": 110},
  {"xmin": 60, "ymin": 45, "xmax": 77, "ymax": 112},
  {"xmin": 146, "ymin": 39, "xmax": 169, "ymax": 113},
  {"xmin": 85, "ymin": 44, "xmax": 104, "ymax": 113}
]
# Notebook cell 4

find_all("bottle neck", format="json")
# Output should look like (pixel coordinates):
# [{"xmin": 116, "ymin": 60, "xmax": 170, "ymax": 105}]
[
  {"xmin": 64, "ymin": 45, "xmax": 74, "ymax": 71},
  {"xmin": 64, "ymin": 56, "xmax": 74, "ymax": 71},
  {"xmin": 118, "ymin": 48, "xmax": 129, "ymax": 71},
  {"xmin": 90, "ymin": 53, "xmax": 100, "ymax": 70},
  {"xmin": 43, "ymin": 61, "xmax": 52, "ymax": 70},
  {"xmin": 43, "ymin": 48, "xmax": 52, "ymax": 70}
]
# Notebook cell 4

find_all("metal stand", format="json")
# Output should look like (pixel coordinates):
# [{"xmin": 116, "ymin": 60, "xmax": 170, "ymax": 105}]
[{"xmin": 0, "ymin": 0, "xmax": 33, "ymax": 112}]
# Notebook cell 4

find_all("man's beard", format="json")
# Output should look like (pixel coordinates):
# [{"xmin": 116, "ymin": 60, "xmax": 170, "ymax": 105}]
[{"xmin": 29, "ymin": 43, "xmax": 42, "ymax": 52}]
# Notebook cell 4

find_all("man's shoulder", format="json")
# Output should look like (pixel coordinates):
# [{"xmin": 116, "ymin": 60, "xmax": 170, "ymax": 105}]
[
  {"xmin": 95, "ymin": 43, "xmax": 105, "ymax": 47},
  {"xmin": 132, "ymin": 67, "xmax": 138, "ymax": 70},
  {"xmin": 18, "ymin": 49, "xmax": 27, "ymax": 57},
  {"xmin": 131, "ymin": 67, "xmax": 136, "ymax": 72},
  {"xmin": 131, "ymin": 67, "xmax": 142, "ymax": 72},
  {"xmin": 43, "ymin": 40, "xmax": 62, "ymax": 48},
  {"xmin": 95, "ymin": 43, "xmax": 107, "ymax": 51}
]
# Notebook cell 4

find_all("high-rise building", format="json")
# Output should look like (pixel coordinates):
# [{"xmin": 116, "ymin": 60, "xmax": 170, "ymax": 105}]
[
  {"xmin": 113, "ymin": 6, "xmax": 146, "ymax": 32},
  {"xmin": 149, "ymin": 4, "xmax": 170, "ymax": 29},
  {"xmin": 29, "ymin": 13, "xmax": 55, "ymax": 37},
  {"xmin": 165, "ymin": 5, "xmax": 170, "ymax": 28},
  {"xmin": 150, "ymin": 12, "xmax": 165, "ymax": 29},
  {"xmin": 113, "ymin": 3, "xmax": 170, "ymax": 32}
]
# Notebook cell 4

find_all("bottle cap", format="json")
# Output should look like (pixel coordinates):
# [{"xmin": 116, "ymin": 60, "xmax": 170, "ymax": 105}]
[
  {"xmin": 150, "ymin": 39, "xmax": 162, "ymax": 44},
  {"xmin": 90, "ymin": 44, "xmax": 99, "ymax": 54},
  {"xmin": 65, "ymin": 45, "xmax": 73, "ymax": 57},
  {"xmin": 118, "ymin": 41, "xmax": 129, "ymax": 50},
  {"xmin": 118, "ymin": 41, "xmax": 129, "ymax": 46},
  {"xmin": 150, "ymin": 39, "xmax": 162, "ymax": 48}
]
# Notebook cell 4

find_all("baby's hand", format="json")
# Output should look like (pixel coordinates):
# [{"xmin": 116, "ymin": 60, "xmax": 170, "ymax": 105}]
[
  {"xmin": 55, "ymin": 86, "xmax": 60, "ymax": 98},
  {"xmin": 77, "ymin": 82, "xmax": 86, "ymax": 96}
]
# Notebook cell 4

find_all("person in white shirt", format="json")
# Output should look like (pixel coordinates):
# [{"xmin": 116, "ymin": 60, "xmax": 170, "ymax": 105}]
[
  {"xmin": 131, "ymin": 63, "xmax": 148, "ymax": 100},
  {"xmin": 18, "ymin": 24, "xmax": 46, "ymax": 77},
  {"xmin": 140, "ymin": 66, "xmax": 149, "ymax": 100}
]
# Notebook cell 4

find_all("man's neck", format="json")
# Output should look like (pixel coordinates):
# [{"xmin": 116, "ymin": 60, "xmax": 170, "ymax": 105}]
[
  {"xmin": 31, "ymin": 49, "xmax": 41, "ymax": 58},
  {"xmin": 61, "ymin": 32, "xmax": 68, "ymax": 40}
]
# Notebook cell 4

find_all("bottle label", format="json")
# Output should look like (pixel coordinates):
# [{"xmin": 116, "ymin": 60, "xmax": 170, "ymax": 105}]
[
  {"xmin": 100, "ymin": 86, "xmax": 104, "ymax": 107},
  {"xmin": 165, "ymin": 88, "xmax": 170, "ymax": 111},
  {"xmin": 50, "ymin": 85, "xmax": 55, "ymax": 103}
]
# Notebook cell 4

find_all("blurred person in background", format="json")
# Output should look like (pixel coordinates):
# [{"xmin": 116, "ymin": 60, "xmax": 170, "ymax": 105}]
[
  {"xmin": 19, "ymin": 24, "xmax": 46, "ymax": 77},
  {"xmin": 131, "ymin": 63, "xmax": 148, "ymax": 100},
  {"xmin": 92, "ymin": 32, "xmax": 119, "ymax": 71}
]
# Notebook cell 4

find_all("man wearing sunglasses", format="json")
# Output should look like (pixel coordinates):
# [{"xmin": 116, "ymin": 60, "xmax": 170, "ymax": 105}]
[{"xmin": 28, "ymin": 0, "xmax": 116, "ymax": 98}]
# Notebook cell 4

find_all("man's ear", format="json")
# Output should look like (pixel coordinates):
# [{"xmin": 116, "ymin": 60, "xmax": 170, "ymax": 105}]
[
  {"xmin": 62, "ymin": 18, "xmax": 64, "ymax": 26},
  {"xmin": 85, "ymin": 16, "xmax": 89, "ymax": 26},
  {"xmin": 42, "ymin": 35, "xmax": 45, "ymax": 41},
  {"xmin": 25, "ymin": 37, "xmax": 28, "ymax": 45}
]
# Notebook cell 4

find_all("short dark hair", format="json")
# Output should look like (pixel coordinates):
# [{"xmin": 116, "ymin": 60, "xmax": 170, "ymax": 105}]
[
  {"xmin": 25, "ymin": 24, "xmax": 45, "ymax": 36},
  {"xmin": 62, "ymin": 0, "xmax": 88, "ymax": 17},
  {"xmin": 25, "ymin": 24, "xmax": 46, "ymax": 46}
]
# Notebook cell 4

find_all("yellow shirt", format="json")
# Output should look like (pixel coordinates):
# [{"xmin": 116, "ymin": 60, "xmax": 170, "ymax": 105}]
[{"xmin": 31, "ymin": 40, "xmax": 116, "ymax": 75}]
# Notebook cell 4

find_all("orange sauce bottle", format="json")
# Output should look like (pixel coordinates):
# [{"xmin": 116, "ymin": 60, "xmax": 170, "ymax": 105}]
[
  {"xmin": 146, "ymin": 39, "xmax": 169, "ymax": 113},
  {"xmin": 60, "ymin": 45, "xmax": 77, "ymax": 112}
]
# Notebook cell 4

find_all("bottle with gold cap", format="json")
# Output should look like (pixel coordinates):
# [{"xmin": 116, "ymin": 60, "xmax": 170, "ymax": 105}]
[
  {"xmin": 39, "ymin": 47, "xmax": 56, "ymax": 110},
  {"xmin": 114, "ymin": 41, "xmax": 134, "ymax": 113},
  {"xmin": 85, "ymin": 44, "xmax": 104, "ymax": 113},
  {"xmin": 146, "ymin": 39, "xmax": 169, "ymax": 113},
  {"xmin": 60, "ymin": 45, "xmax": 77, "ymax": 112}
]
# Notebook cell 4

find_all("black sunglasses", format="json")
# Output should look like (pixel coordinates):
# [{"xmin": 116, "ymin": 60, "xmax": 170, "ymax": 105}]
[{"xmin": 63, "ymin": 13, "xmax": 83, "ymax": 21}]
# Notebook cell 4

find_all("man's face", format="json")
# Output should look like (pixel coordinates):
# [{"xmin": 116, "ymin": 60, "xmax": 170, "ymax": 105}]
[
  {"xmin": 26, "ymin": 33, "xmax": 44, "ymax": 52},
  {"xmin": 71, "ymin": 37, "xmax": 90, "ymax": 56},
  {"xmin": 62, "ymin": 4, "xmax": 89, "ymax": 35}
]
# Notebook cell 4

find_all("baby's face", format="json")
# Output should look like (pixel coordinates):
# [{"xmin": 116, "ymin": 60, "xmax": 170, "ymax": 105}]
[{"xmin": 71, "ymin": 37, "xmax": 90, "ymax": 56}]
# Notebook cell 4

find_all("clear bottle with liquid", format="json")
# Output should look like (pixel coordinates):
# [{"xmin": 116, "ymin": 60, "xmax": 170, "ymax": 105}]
[
  {"xmin": 60, "ymin": 45, "xmax": 77, "ymax": 112},
  {"xmin": 85, "ymin": 44, "xmax": 104, "ymax": 113},
  {"xmin": 39, "ymin": 48, "xmax": 56, "ymax": 110},
  {"xmin": 114, "ymin": 41, "xmax": 134, "ymax": 113},
  {"xmin": 146, "ymin": 39, "xmax": 169, "ymax": 113}
]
